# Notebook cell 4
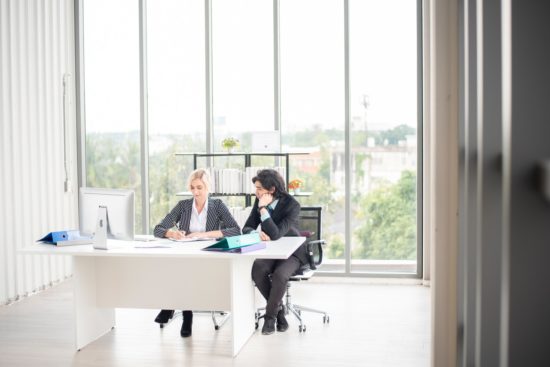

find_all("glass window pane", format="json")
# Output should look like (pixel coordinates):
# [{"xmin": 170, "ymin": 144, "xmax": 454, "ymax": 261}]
[
  {"xmin": 147, "ymin": 0, "xmax": 206, "ymax": 230},
  {"xmin": 280, "ymin": 0, "xmax": 345, "ymax": 272},
  {"xmin": 83, "ymin": 0, "xmax": 142, "ymax": 233},
  {"xmin": 349, "ymin": 0, "xmax": 419, "ymax": 273},
  {"xmin": 212, "ymin": 0, "xmax": 274, "ymax": 153}
]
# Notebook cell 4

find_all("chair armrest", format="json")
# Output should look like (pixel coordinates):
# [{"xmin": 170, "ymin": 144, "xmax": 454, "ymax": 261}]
[
  {"xmin": 306, "ymin": 239, "xmax": 325, "ymax": 270},
  {"xmin": 306, "ymin": 239, "xmax": 326, "ymax": 247}
]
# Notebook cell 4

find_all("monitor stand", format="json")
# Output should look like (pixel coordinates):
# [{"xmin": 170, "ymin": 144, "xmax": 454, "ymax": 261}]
[{"xmin": 93, "ymin": 206, "xmax": 108, "ymax": 250}]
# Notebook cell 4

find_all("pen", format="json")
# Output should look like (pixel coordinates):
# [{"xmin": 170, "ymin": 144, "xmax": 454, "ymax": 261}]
[{"xmin": 173, "ymin": 221, "xmax": 186, "ymax": 237}]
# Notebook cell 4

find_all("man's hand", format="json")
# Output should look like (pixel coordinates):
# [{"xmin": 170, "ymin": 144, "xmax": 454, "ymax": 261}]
[
  {"xmin": 258, "ymin": 193, "xmax": 273, "ymax": 208},
  {"xmin": 259, "ymin": 231, "xmax": 271, "ymax": 241}
]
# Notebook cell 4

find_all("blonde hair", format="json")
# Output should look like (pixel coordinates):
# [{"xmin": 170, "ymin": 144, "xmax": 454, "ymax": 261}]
[{"xmin": 187, "ymin": 168, "xmax": 211, "ymax": 192}]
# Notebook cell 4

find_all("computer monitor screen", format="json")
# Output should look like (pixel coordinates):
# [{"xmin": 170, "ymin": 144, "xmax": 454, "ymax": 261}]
[{"xmin": 79, "ymin": 187, "xmax": 135, "ymax": 240}]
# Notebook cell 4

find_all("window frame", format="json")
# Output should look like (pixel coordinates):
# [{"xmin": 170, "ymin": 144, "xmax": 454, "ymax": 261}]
[{"xmin": 75, "ymin": 0, "xmax": 423, "ymax": 278}]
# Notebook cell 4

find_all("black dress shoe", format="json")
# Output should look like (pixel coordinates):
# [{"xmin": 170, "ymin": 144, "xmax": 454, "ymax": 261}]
[
  {"xmin": 262, "ymin": 316, "xmax": 276, "ymax": 335},
  {"xmin": 180, "ymin": 310, "xmax": 193, "ymax": 337},
  {"xmin": 276, "ymin": 307, "xmax": 289, "ymax": 332},
  {"xmin": 154, "ymin": 309, "xmax": 175, "ymax": 324}
]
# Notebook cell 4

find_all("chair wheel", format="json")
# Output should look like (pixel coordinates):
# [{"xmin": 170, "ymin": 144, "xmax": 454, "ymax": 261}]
[
  {"xmin": 215, "ymin": 325, "xmax": 219, "ymax": 330},
  {"xmin": 255, "ymin": 322, "xmax": 259, "ymax": 330},
  {"xmin": 160, "ymin": 324, "xmax": 164, "ymax": 329},
  {"xmin": 299, "ymin": 325, "xmax": 306, "ymax": 332},
  {"xmin": 323, "ymin": 315, "xmax": 330, "ymax": 323}
]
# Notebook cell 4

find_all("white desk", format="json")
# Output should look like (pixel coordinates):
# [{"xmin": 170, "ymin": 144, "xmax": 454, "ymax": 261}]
[{"xmin": 20, "ymin": 236, "xmax": 304, "ymax": 357}]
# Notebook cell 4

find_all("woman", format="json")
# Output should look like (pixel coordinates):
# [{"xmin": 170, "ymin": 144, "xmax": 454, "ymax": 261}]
[
  {"xmin": 153, "ymin": 168, "xmax": 241, "ymax": 337},
  {"xmin": 242, "ymin": 169, "xmax": 307, "ymax": 335}
]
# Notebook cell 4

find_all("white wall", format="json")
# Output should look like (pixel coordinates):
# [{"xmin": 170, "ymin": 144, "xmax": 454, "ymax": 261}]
[{"xmin": 0, "ymin": 0, "xmax": 77, "ymax": 305}]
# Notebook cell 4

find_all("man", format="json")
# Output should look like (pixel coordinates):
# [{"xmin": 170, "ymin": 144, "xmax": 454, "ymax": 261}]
[{"xmin": 242, "ymin": 169, "xmax": 307, "ymax": 335}]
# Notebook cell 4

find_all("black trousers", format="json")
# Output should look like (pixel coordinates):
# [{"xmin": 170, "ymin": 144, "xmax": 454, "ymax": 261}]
[{"xmin": 251, "ymin": 256, "xmax": 302, "ymax": 317}]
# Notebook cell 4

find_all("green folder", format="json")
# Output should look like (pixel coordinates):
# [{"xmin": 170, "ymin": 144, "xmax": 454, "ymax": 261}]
[{"xmin": 203, "ymin": 233, "xmax": 261, "ymax": 251}]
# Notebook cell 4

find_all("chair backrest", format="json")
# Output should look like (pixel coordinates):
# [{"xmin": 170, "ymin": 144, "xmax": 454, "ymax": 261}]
[
  {"xmin": 298, "ymin": 206, "xmax": 324, "ymax": 271},
  {"xmin": 299, "ymin": 206, "xmax": 322, "ymax": 242}
]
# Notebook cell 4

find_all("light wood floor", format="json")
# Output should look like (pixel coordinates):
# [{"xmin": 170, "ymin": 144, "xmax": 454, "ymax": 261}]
[{"xmin": 0, "ymin": 278, "xmax": 430, "ymax": 367}]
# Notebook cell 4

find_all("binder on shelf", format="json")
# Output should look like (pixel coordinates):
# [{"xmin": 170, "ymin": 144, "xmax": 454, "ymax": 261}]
[
  {"xmin": 202, "ymin": 232, "xmax": 265, "ymax": 252},
  {"xmin": 38, "ymin": 230, "xmax": 93, "ymax": 246}
]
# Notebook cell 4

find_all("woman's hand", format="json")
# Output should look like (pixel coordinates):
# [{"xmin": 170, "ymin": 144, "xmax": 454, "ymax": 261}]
[{"xmin": 165, "ymin": 229, "xmax": 186, "ymax": 240}]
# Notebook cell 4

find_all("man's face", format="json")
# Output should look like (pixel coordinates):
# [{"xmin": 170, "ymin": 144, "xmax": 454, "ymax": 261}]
[{"xmin": 254, "ymin": 181, "xmax": 274, "ymax": 199}]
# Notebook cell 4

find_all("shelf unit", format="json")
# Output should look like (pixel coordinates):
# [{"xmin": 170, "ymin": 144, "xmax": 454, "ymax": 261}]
[{"xmin": 175, "ymin": 152, "xmax": 310, "ymax": 206}]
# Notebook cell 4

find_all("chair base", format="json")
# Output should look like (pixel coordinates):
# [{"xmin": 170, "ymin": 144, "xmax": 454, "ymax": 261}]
[
  {"xmin": 286, "ymin": 302, "xmax": 329, "ymax": 332},
  {"xmin": 158, "ymin": 311, "xmax": 230, "ymax": 331},
  {"xmin": 255, "ymin": 282, "xmax": 329, "ymax": 333},
  {"xmin": 209, "ymin": 311, "xmax": 231, "ymax": 330}
]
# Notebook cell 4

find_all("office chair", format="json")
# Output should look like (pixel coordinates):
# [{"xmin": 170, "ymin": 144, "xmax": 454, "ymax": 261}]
[
  {"xmin": 255, "ymin": 206, "xmax": 330, "ymax": 332},
  {"xmin": 157, "ymin": 311, "xmax": 230, "ymax": 330}
]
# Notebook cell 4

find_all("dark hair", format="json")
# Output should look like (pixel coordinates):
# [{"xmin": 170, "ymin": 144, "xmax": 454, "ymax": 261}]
[{"xmin": 252, "ymin": 169, "xmax": 287, "ymax": 198}]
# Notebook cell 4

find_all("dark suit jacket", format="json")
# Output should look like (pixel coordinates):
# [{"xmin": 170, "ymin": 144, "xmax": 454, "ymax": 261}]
[
  {"xmin": 153, "ymin": 198, "xmax": 241, "ymax": 238},
  {"xmin": 242, "ymin": 193, "xmax": 307, "ymax": 264}
]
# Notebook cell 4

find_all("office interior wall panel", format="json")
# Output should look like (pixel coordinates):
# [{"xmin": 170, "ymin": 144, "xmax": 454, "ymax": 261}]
[
  {"xmin": 0, "ymin": 0, "xmax": 77, "ymax": 305},
  {"xmin": 429, "ymin": 0, "xmax": 459, "ymax": 365},
  {"xmin": 503, "ymin": 1, "xmax": 550, "ymax": 364},
  {"xmin": 0, "ymin": 0, "xmax": 9, "ymax": 303}
]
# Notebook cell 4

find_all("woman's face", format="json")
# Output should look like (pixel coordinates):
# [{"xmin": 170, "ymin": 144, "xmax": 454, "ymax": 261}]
[{"xmin": 190, "ymin": 178, "xmax": 208, "ymax": 202}]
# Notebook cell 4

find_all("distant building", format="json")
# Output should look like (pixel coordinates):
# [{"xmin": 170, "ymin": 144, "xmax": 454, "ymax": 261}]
[
  {"xmin": 331, "ymin": 136, "xmax": 417, "ymax": 195},
  {"xmin": 285, "ymin": 135, "xmax": 417, "ymax": 197},
  {"xmin": 291, "ymin": 150, "xmax": 323, "ymax": 175}
]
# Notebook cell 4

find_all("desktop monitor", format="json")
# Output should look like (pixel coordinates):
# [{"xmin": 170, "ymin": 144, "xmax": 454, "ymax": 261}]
[{"xmin": 79, "ymin": 187, "xmax": 135, "ymax": 240}]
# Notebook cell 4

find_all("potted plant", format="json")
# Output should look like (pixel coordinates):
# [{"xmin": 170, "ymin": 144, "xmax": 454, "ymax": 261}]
[
  {"xmin": 221, "ymin": 137, "xmax": 240, "ymax": 153},
  {"xmin": 288, "ymin": 179, "xmax": 304, "ymax": 194}
]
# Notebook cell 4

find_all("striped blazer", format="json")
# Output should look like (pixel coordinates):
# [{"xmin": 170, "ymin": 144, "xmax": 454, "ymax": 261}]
[{"xmin": 153, "ymin": 198, "xmax": 241, "ymax": 238}]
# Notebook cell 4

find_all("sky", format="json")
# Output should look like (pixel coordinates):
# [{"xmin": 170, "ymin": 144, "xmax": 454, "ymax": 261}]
[{"xmin": 83, "ymin": 0, "xmax": 418, "ymax": 135}]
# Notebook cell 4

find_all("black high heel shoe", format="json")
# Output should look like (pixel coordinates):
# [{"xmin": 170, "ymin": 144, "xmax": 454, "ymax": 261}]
[
  {"xmin": 154, "ymin": 309, "xmax": 175, "ymax": 324},
  {"xmin": 180, "ymin": 310, "xmax": 193, "ymax": 337}
]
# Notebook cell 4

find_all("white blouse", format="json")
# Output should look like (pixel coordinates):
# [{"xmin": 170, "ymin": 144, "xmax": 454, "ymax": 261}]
[{"xmin": 189, "ymin": 198, "xmax": 208, "ymax": 233}]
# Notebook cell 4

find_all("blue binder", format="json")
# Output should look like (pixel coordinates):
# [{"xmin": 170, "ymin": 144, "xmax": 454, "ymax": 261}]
[{"xmin": 38, "ymin": 230, "xmax": 93, "ymax": 246}]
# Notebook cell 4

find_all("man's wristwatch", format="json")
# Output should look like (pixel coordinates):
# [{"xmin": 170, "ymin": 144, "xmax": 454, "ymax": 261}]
[{"xmin": 258, "ymin": 205, "xmax": 267, "ymax": 212}]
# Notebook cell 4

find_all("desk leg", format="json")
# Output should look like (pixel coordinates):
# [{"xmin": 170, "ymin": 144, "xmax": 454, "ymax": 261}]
[
  {"xmin": 73, "ymin": 257, "xmax": 115, "ymax": 350},
  {"xmin": 230, "ymin": 257, "xmax": 256, "ymax": 357}
]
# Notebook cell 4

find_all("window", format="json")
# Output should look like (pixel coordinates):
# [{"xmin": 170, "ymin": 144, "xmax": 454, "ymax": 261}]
[
  {"xmin": 79, "ymin": 0, "xmax": 421, "ymax": 276},
  {"xmin": 280, "ymin": 0, "xmax": 346, "ymax": 271},
  {"xmin": 212, "ymin": 0, "xmax": 274, "ymax": 153},
  {"xmin": 83, "ymin": 0, "xmax": 142, "ymax": 232},
  {"xmin": 146, "ymin": 0, "xmax": 206, "ymax": 229},
  {"xmin": 349, "ymin": 0, "xmax": 419, "ymax": 273}
]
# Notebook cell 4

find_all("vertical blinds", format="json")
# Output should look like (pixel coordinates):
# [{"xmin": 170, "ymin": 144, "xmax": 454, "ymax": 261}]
[{"xmin": 0, "ymin": 0, "xmax": 77, "ymax": 305}]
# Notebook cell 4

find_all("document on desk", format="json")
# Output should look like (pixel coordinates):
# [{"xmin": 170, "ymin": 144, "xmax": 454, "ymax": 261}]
[
  {"xmin": 134, "ymin": 234, "xmax": 157, "ymax": 242},
  {"xmin": 169, "ymin": 237, "xmax": 213, "ymax": 243},
  {"xmin": 134, "ymin": 243, "xmax": 171, "ymax": 248}
]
